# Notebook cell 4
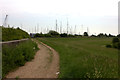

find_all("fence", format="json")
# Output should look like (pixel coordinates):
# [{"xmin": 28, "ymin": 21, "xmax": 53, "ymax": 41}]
[{"xmin": 0, "ymin": 38, "xmax": 29, "ymax": 45}]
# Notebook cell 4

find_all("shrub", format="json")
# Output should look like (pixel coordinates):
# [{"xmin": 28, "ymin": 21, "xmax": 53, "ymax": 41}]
[
  {"xmin": 44, "ymin": 34, "xmax": 52, "ymax": 37},
  {"xmin": 91, "ymin": 35, "xmax": 96, "ymax": 37},
  {"xmin": 112, "ymin": 37, "xmax": 119, "ymax": 44},
  {"xmin": 48, "ymin": 30, "xmax": 59, "ymax": 37},
  {"xmin": 68, "ymin": 34, "xmax": 75, "ymax": 37},
  {"xmin": 111, "ymin": 37, "xmax": 120, "ymax": 49},
  {"xmin": 112, "ymin": 42, "xmax": 120, "ymax": 49},
  {"xmin": 113, "ymin": 43, "xmax": 118, "ymax": 48},
  {"xmin": 34, "ymin": 33, "xmax": 44, "ymax": 37},
  {"xmin": 60, "ymin": 33, "xmax": 67, "ymax": 37},
  {"xmin": 2, "ymin": 40, "xmax": 38, "ymax": 77},
  {"xmin": 106, "ymin": 44, "xmax": 112, "ymax": 48}
]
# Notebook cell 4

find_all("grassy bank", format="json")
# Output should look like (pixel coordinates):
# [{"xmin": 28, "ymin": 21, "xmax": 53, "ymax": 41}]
[
  {"xmin": 2, "ymin": 40, "xmax": 38, "ymax": 78},
  {"xmin": 1, "ymin": 26, "xmax": 30, "ymax": 41},
  {"xmin": 37, "ymin": 37, "xmax": 118, "ymax": 78}
]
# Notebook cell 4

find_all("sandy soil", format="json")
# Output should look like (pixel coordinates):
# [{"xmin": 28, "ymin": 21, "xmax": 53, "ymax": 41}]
[{"xmin": 6, "ymin": 39, "xmax": 59, "ymax": 78}]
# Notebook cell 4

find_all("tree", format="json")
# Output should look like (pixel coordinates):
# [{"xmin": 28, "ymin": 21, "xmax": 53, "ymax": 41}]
[
  {"xmin": 117, "ymin": 34, "xmax": 120, "ymax": 37},
  {"xmin": 17, "ymin": 27, "xmax": 20, "ymax": 30},
  {"xmin": 60, "ymin": 33, "xmax": 67, "ymax": 37},
  {"xmin": 104, "ymin": 33, "xmax": 108, "ymax": 37},
  {"xmin": 48, "ymin": 30, "xmax": 59, "ymax": 37},
  {"xmin": 97, "ymin": 33, "xmax": 104, "ymax": 37},
  {"xmin": 109, "ymin": 34, "xmax": 114, "ymax": 37},
  {"xmin": 83, "ymin": 32, "xmax": 88, "ymax": 36},
  {"xmin": 91, "ymin": 34, "xmax": 96, "ymax": 37},
  {"xmin": 34, "ymin": 33, "xmax": 39, "ymax": 37}
]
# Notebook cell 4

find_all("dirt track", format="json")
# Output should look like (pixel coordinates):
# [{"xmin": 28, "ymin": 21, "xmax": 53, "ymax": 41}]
[{"xmin": 6, "ymin": 39, "xmax": 59, "ymax": 78}]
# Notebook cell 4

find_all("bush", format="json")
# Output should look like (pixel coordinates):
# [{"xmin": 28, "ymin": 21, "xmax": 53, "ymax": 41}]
[
  {"xmin": 106, "ymin": 44, "xmax": 112, "ymax": 48},
  {"xmin": 44, "ymin": 34, "xmax": 52, "ymax": 37},
  {"xmin": 112, "ymin": 37, "xmax": 119, "ymax": 44},
  {"xmin": 113, "ymin": 43, "xmax": 118, "ymax": 48},
  {"xmin": 106, "ymin": 37, "xmax": 120, "ymax": 49},
  {"xmin": 68, "ymin": 34, "xmax": 75, "ymax": 37},
  {"xmin": 48, "ymin": 30, "xmax": 59, "ymax": 37},
  {"xmin": 2, "ymin": 40, "xmax": 38, "ymax": 77},
  {"xmin": 112, "ymin": 42, "xmax": 120, "ymax": 49},
  {"xmin": 91, "ymin": 35, "xmax": 96, "ymax": 37},
  {"xmin": 111, "ymin": 37, "xmax": 120, "ymax": 49},
  {"xmin": 60, "ymin": 33, "xmax": 67, "ymax": 37},
  {"xmin": 34, "ymin": 33, "xmax": 44, "ymax": 37}
]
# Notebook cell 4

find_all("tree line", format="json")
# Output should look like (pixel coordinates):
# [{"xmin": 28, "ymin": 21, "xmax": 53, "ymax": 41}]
[{"xmin": 32, "ymin": 30, "xmax": 119, "ymax": 38}]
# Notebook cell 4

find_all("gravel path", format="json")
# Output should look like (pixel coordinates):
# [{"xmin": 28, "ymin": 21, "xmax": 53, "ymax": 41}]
[{"xmin": 6, "ymin": 39, "xmax": 59, "ymax": 78}]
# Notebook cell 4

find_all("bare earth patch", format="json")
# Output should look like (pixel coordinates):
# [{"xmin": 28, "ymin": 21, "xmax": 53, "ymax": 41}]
[{"xmin": 6, "ymin": 39, "xmax": 59, "ymax": 78}]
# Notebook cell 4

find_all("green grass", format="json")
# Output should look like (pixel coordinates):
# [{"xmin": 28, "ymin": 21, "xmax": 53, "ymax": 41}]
[
  {"xmin": 2, "ymin": 40, "xmax": 39, "ymax": 78},
  {"xmin": 37, "ymin": 37, "xmax": 118, "ymax": 78},
  {"xmin": 1, "ymin": 26, "xmax": 30, "ymax": 41}
]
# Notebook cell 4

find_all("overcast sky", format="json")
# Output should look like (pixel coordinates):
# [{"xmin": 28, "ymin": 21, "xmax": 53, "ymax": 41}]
[{"xmin": 0, "ymin": 0, "xmax": 119, "ymax": 35}]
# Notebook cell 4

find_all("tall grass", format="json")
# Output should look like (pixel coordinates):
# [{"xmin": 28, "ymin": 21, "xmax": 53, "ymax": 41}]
[
  {"xmin": 2, "ymin": 40, "xmax": 38, "ymax": 78},
  {"xmin": 37, "ymin": 37, "xmax": 118, "ymax": 78}
]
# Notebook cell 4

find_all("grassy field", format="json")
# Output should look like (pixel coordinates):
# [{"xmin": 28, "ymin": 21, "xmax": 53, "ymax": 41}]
[
  {"xmin": 37, "ymin": 37, "xmax": 118, "ymax": 78},
  {"xmin": 2, "ymin": 40, "xmax": 38, "ymax": 78}
]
